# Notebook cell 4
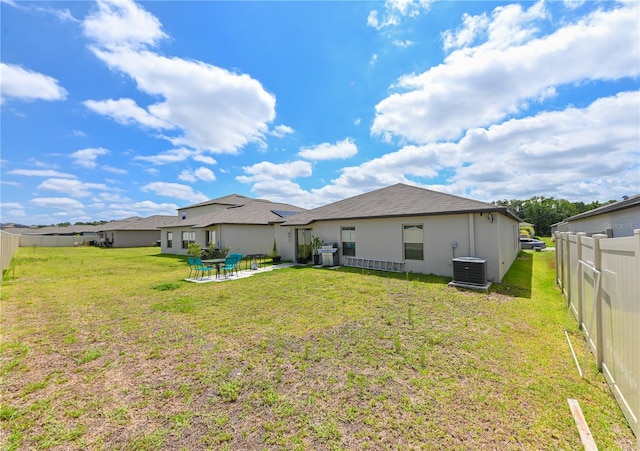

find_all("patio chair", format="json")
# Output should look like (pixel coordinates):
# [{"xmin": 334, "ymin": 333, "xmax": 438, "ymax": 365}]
[
  {"xmin": 188, "ymin": 257, "xmax": 213, "ymax": 280},
  {"xmin": 187, "ymin": 256, "xmax": 198, "ymax": 279},
  {"xmin": 222, "ymin": 254, "xmax": 242, "ymax": 278},
  {"xmin": 195, "ymin": 257, "xmax": 213, "ymax": 280}
]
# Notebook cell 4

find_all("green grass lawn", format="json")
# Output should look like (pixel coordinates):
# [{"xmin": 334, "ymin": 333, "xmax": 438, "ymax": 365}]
[{"xmin": 1, "ymin": 247, "xmax": 635, "ymax": 450}]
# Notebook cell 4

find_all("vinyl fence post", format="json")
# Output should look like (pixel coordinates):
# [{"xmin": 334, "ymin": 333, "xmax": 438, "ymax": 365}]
[
  {"xmin": 555, "ymin": 231, "xmax": 562, "ymax": 290},
  {"xmin": 564, "ymin": 232, "xmax": 571, "ymax": 303},
  {"xmin": 635, "ymin": 230, "xmax": 640, "ymax": 451},
  {"xmin": 592, "ymin": 233, "xmax": 606, "ymax": 371},
  {"xmin": 576, "ymin": 233, "xmax": 586, "ymax": 328}
]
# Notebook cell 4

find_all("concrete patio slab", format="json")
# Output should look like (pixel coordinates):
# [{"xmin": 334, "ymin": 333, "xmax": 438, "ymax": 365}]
[{"xmin": 185, "ymin": 262, "xmax": 296, "ymax": 283}]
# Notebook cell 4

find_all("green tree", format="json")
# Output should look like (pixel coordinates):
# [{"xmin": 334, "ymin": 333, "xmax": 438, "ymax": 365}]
[{"xmin": 494, "ymin": 196, "xmax": 611, "ymax": 236}]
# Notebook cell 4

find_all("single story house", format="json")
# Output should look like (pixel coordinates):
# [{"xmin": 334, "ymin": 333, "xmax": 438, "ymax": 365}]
[
  {"xmin": 2, "ymin": 224, "xmax": 100, "ymax": 238},
  {"xmin": 96, "ymin": 215, "xmax": 176, "ymax": 247},
  {"xmin": 551, "ymin": 194, "xmax": 640, "ymax": 238},
  {"xmin": 281, "ymin": 183, "xmax": 522, "ymax": 283},
  {"xmin": 160, "ymin": 195, "xmax": 306, "ymax": 259}
]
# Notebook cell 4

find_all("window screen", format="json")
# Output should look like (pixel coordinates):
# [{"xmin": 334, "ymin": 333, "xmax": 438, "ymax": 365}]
[
  {"xmin": 341, "ymin": 227, "xmax": 356, "ymax": 256},
  {"xmin": 181, "ymin": 231, "xmax": 195, "ymax": 249},
  {"xmin": 403, "ymin": 224, "xmax": 424, "ymax": 260}
]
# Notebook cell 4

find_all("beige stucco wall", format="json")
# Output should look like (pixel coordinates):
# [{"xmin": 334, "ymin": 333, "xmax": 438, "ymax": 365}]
[
  {"xmin": 111, "ymin": 230, "xmax": 160, "ymax": 248},
  {"xmin": 286, "ymin": 212, "xmax": 520, "ymax": 282},
  {"xmin": 496, "ymin": 213, "xmax": 521, "ymax": 282},
  {"xmin": 275, "ymin": 225, "xmax": 296, "ymax": 261},
  {"xmin": 217, "ymin": 224, "xmax": 275, "ymax": 257},
  {"xmin": 567, "ymin": 206, "xmax": 640, "ymax": 238},
  {"xmin": 178, "ymin": 203, "xmax": 230, "ymax": 220},
  {"xmin": 160, "ymin": 226, "xmax": 207, "ymax": 255},
  {"xmin": 161, "ymin": 224, "xmax": 286, "ymax": 259}
]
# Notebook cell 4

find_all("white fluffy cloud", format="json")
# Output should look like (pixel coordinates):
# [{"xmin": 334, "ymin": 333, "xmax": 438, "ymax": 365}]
[
  {"xmin": 270, "ymin": 125, "xmax": 294, "ymax": 138},
  {"xmin": 178, "ymin": 167, "xmax": 216, "ymax": 183},
  {"xmin": 37, "ymin": 178, "xmax": 110, "ymax": 197},
  {"xmin": 0, "ymin": 202, "xmax": 26, "ymax": 221},
  {"xmin": 237, "ymin": 161, "xmax": 312, "ymax": 184},
  {"xmin": 82, "ymin": 0, "xmax": 276, "ymax": 154},
  {"xmin": 30, "ymin": 197, "xmax": 85, "ymax": 210},
  {"xmin": 134, "ymin": 148, "xmax": 193, "ymax": 165},
  {"xmin": 320, "ymin": 91, "xmax": 639, "ymax": 204},
  {"xmin": 83, "ymin": 98, "xmax": 174, "ymax": 129},
  {"xmin": 367, "ymin": 0, "xmax": 433, "ymax": 30},
  {"xmin": 372, "ymin": 2, "xmax": 640, "ymax": 144},
  {"xmin": 141, "ymin": 181, "xmax": 208, "ymax": 203},
  {"xmin": 8, "ymin": 169, "xmax": 76, "ymax": 178},
  {"xmin": 82, "ymin": 0, "xmax": 167, "ymax": 49},
  {"xmin": 70, "ymin": 147, "xmax": 109, "ymax": 169},
  {"xmin": 298, "ymin": 138, "xmax": 358, "ymax": 161},
  {"xmin": 193, "ymin": 154, "xmax": 217, "ymax": 165},
  {"xmin": 0, "ymin": 63, "xmax": 68, "ymax": 103},
  {"xmin": 95, "ymin": 199, "xmax": 180, "ymax": 218},
  {"xmin": 250, "ymin": 90, "xmax": 638, "ymax": 208}
]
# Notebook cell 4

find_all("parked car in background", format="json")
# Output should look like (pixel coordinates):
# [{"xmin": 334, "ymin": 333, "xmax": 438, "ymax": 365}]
[{"xmin": 520, "ymin": 237, "xmax": 547, "ymax": 250}]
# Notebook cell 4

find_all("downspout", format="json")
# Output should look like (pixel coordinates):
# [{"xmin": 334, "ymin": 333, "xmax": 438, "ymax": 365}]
[{"xmin": 468, "ymin": 213, "xmax": 475, "ymax": 257}]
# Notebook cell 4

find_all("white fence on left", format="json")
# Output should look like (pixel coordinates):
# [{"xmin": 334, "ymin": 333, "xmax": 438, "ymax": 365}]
[
  {"xmin": 0, "ymin": 231, "xmax": 20, "ymax": 272},
  {"xmin": 1, "ymin": 233, "xmax": 93, "ymax": 273}
]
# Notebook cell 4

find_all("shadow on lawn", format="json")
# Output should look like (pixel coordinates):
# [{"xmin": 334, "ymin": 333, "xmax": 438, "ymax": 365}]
[
  {"xmin": 152, "ymin": 253, "xmax": 533, "ymax": 297},
  {"xmin": 491, "ymin": 251, "xmax": 533, "ymax": 298},
  {"xmin": 289, "ymin": 263, "xmax": 452, "ymax": 285},
  {"xmin": 150, "ymin": 253, "xmax": 187, "ymax": 261}
]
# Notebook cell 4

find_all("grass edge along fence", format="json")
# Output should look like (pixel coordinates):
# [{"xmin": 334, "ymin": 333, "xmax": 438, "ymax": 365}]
[
  {"xmin": 556, "ymin": 229, "xmax": 640, "ymax": 449},
  {"xmin": 0, "ymin": 231, "xmax": 20, "ymax": 272}
]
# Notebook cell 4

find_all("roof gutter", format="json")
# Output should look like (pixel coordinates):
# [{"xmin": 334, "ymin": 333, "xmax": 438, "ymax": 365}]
[{"xmin": 284, "ymin": 207, "xmax": 520, "ymax": 227}]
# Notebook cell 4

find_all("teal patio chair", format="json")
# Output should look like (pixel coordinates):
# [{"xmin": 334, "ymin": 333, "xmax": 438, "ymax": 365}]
[
  {"xmin": 187, "ymin": 256, "xmax": 198, "ymax": 279},
  {"xmin": 222, "ymin": 254, "xmax": 242, "ymax": 278},
  {"xmin": 188, "ymin": 256, "xmax": 213, "ymax": 280},
  {"xmin": 194, "ymin": 257, "xmax": 213, "ymax": 280}
]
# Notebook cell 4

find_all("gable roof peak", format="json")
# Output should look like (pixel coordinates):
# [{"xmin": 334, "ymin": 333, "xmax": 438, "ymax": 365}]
[{"xmin": 283, "ymin": 183, "xmax": 518, "ymax": 225}]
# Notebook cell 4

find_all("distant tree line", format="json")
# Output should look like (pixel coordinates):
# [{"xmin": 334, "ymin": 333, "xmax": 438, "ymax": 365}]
[
  {"xmin": 36, "ymin": 220, "xmax": 109, "ymax": 228},
  {"xmin": 493, "ymin": 197, "xmax": 616, "ymax": 236}
]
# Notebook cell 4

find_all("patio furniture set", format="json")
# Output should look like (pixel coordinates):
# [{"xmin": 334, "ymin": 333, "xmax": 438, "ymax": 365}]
[{"xmin": 188, "ymin": 253, "xmax": 243, "ymax": 280}]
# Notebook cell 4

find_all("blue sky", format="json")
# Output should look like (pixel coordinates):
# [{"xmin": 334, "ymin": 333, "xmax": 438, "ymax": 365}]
[{"xmin": 1, "ymin": 0, "xmax": 639, "ymax": 225}]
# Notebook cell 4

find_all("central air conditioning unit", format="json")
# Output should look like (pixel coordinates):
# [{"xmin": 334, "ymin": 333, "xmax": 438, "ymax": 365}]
[{"xmin": 449, "ymin": 257, "xmax": 490, "ymax": 290}]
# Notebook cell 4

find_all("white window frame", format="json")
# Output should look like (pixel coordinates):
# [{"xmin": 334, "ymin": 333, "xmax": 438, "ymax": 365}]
[
  {"xmin": 181, "ymin": 231, "xmax": 195, "ymax": 249},
  {"xmin": 341, "ymin": 227, "xmax": 356, "ymax": 256},
  {"xmin": 403, "ymin": 224, "xmax": 424, "ymax": 261}
]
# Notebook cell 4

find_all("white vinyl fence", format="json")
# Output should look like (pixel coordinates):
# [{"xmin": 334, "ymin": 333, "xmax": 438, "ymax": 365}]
[
  {"xmin": 556, "ymin": 230, "xmax": 639, "ymax": 443},
  {"xmin": 1, "ymin": 233, "xmax": 94, "ymax": 273},
  {"xmin": 18, "ymin": 235, "xmax": 85, "ymax": 247},
  {"xmin": 1, "ymin": 231, "xmax": 20, "ymax": 272}
]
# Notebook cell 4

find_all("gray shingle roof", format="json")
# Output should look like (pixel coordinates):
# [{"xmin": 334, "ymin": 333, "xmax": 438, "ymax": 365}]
[
  {"xmin": 283, "ymin": 183, "xmax": 519, "ymax": 226},
  {"xmin": 97, "ymin": 215, "xmax": 177, "ymax": 231},
  {"xmin": 4, "ymin": 224, "xmax": 102, "ymax": 235},
  {"xmin": 179, "ymin": 194, "xmax": 263, "ymax": 210},
  {"xmin": 186, "ymin": 201, "xmax": 306, "ymax": 228},
  {"xmin": 563, "ymin": 194, "xmax": 640, "ymax": 221}
]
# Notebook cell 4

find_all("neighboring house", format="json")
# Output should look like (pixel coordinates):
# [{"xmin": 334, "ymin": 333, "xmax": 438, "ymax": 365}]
[
  {"xmin": 1, "ymin": 224, "xmax": 100, "ymax": 238},
  {"xmin": 281, "ymin": 183, "xmax": 522, "ymax": 283},
  {"xmin": 1, "ymin": 224, "xmax": 101, "ymax": 247},
  {"xmin": 176, "ymin": 194, "xmax": 252, "ymax": 219},
  {"xmin": 160, "ymin": 195, "xmax": 306, "ymax": 259},
  {"xmin": 551, "ymin": 194, "xmax": 640, "ymax": 238},
  {"xmin": 96, "ymin": 215, "xmax": 176, "ymax": 248}
]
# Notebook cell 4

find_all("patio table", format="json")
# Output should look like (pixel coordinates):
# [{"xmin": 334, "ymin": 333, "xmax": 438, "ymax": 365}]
[
  {"xmin": 245, "ymin": 253, "xmax": 266, "ymax": 270},
  {"xmin": 202, "ymin": 258, "xmax": 226, "ymax": 278}
]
